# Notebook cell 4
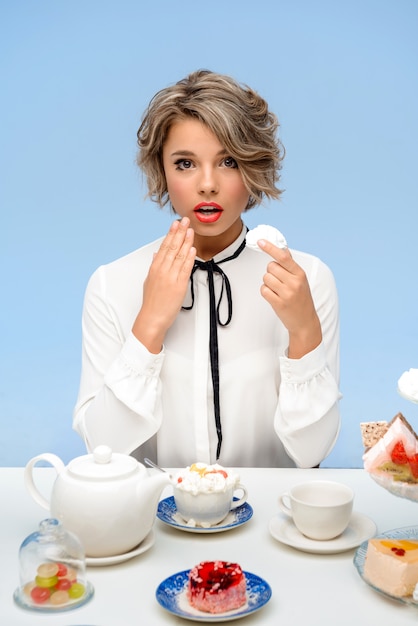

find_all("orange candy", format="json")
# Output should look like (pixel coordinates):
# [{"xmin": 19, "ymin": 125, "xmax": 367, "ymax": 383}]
[{"xmin": 50, "ymin": 590, "xmax": 70, "ymax": 605}]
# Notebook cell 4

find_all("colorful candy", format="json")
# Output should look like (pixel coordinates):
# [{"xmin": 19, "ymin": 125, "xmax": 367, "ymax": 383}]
[
  {"xmin": 49, "ymin": 590, "xmax": 70, "ymax": 605},
  {"xmin": 37, "ymin": 562, "xmax": 59, "ymax": 578},
  {"xmin": 68, "ymin": 582, "xmax": 85, "ymax": 599},
  {"xmin": 30, "ymin": 586, "xmax": 51, "ymax": 604},
  {"xmin": 24, "ymin": 562, "xmax": 85, "ymax": 607},
  {"xmin": 61, "ymin": 565, "xmax": 77, "ymax": 582},
  {"xmin": 55, "ymin": 578, "xmax": 72, "ymax": 591},
  {"xmin": 35, "ymin": 574, "xmax": 58, "ymax": 588},
  {"xmin": 56, "ymin": 562, "xmax": 68, "ymax": 577}
]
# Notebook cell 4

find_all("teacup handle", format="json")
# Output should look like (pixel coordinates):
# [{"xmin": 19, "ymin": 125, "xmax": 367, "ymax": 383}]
[
  {"xmin": 24, "ymin": 453, "xmax": 65, "ymax": 510},
  {"xmin": 230, "ymin": 483, "xmax": 248, "ymax": 510},
  {"xmin": 278, "ymin": 493, "xmax": 293, "ymax": 518}
]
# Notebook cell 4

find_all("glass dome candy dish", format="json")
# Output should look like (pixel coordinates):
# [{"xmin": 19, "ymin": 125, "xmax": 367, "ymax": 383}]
[{"xmin": 13, "ymin": 518, "xmax": 94, "ymax": 612}]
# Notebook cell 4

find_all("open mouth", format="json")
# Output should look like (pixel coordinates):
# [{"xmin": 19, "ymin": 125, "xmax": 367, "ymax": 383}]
[
  {"xmin": 195, "ymin": 207, "xmax": 221, "ymax": 215},
  {"xmin": 194, "ymin": 203, "xmax": 223, "ymax": 223},
  {"xmin": 196, "ymin": 206, "xmax": 220, "ymax": 214}
]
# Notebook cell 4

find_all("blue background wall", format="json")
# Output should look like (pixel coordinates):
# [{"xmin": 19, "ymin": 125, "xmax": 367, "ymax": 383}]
[{"xmin": 1, "ymin": 0, "xmax": 417, "ymax": 467}]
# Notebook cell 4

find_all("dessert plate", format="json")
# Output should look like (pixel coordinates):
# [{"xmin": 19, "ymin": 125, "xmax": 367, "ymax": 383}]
[
  {"xmin": 157, "ymin": 496, "xmax": 253, "ymax": 533},
  {"xmin": 354, "ymin": 525, "xmax": 418, "ymax": 606},
  {"xmin": 269, "ymin": 511, "xmax": 376, "ymax": 554},
  {"xmin": 156, "ymin": 570, "xmax": 271, "ymax": 622},
  {"xmin": 85, "ymin": 530, "xmax": 155, "ymax": 566}
]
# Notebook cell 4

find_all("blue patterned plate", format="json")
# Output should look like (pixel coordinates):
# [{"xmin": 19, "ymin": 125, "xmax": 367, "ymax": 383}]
[
  {"xmin": 353, "ymin": 525, "xmax": 418, "ymax": 606},
  {"xmin": 156, "ymin": 570, "xmax": 271, "ymax": 622},
  {"xmin": 157, "ymin": 496, "xmax": 253, "ymax": 533}
]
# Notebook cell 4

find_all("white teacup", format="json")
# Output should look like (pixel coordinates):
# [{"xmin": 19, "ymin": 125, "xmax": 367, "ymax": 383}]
[
  {"xmin": 172, "ymin": 463, "xmax": 247, "ymax": 527},
  {"xmin": 174, "ymin": 484, "xmax": 247, "ymax": 527},
  {"xmin": 279, "ymin": 480, "xmax": 354, "ymax": 541}
]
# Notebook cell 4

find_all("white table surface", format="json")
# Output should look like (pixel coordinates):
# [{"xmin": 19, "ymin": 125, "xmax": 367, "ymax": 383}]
[{"xmin": 2, "ymin": 466, "xmax": 418, "ymax": 625}]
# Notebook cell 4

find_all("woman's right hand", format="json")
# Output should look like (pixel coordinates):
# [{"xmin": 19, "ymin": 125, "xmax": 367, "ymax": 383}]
[{"xmin": 132, "ymin": 217, "xmax": 196, "ymax": 353}]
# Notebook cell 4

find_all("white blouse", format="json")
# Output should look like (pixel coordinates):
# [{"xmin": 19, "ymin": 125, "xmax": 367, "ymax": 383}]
[{"xmin": 73, "ymin": 225, "xmax": 341, "ymax": 468}]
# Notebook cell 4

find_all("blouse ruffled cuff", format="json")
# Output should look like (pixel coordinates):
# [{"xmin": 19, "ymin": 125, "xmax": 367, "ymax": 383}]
[
  {"xmin": 114, "ymin": 331, "xmax": 164, "ymax": 374},
  {"xmin": 103, "ymin": 332, "xmax": 165, "ymax": 417},
  {"xmin": 279, "ymin": 341, "xmax": 327, "ymax": 384}
]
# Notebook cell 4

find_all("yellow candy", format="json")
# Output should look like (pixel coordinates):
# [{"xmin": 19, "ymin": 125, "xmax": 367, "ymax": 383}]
[
  {"xmin": 68, "ymin": 582, "xmax": 85, "ymax": 599},
  {"xmin": 50, "ymin": 590, "xmax": 70, "ymax": 605},
  {"xmin": 37, "ymin": 562, "xmax": 59, "ymax": 578},
  {"xmin": 35, "ymin": 574, "xmax": 58, "ymax": 588}
]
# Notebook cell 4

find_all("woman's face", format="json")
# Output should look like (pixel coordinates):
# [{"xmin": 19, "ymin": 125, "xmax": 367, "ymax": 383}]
[{"xmin": 162, "ymin": 118, "xmax": 250, "ymax": 256}]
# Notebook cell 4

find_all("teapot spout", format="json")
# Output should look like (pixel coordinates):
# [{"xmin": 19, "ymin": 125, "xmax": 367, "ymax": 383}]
[
  {"xmin": 136, "ymin": 470, "xmax": 171, "ymax": 533},
  {"xmin": 146, "ymin": 470, "xmax": 171, "ymax": 505}
]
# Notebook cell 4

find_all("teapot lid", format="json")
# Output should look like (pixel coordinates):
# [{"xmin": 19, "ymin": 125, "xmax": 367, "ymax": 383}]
[{"xmin": 67, "ymin": 445, "xmax": 140, "ymax": 480}]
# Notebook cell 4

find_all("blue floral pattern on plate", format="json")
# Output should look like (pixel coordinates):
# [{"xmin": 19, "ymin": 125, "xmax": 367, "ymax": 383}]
[
  {"xmin": 156, "ymin": 570, "xmax": 272, "ymax": 622},
  {"xmin": 353, "ymin": 525, "xmax": 418, "ymax": 606},
  {"xmin": 157, "ymin": 496, "xmax": 253, "ymax": 533}
]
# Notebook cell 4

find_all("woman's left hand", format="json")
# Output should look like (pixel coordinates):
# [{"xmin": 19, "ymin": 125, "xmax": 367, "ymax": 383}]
[{"xmin": 257, "ymin": 239, "xmax": 322, "ymax": 359}]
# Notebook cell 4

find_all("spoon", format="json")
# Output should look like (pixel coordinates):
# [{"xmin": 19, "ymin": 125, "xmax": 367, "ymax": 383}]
[{"xmin": 144, "ymin": 458, "xmax": 173, "ymax": 480}]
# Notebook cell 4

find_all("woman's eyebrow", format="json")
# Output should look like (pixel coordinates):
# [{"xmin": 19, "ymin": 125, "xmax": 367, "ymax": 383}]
[
  {"xmin": 169, "ymin": 149, "xmax": 228, "ymax": 157},
  {"xmin": 169, "ymin": 150, "xmax": 195, "ymax": 157}
]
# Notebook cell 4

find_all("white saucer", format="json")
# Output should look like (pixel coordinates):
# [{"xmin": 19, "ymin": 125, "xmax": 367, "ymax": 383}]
[
  {"xmin": 269, "ymin": 511, "xmax": 377, "ymax": 554},
  {"xmin": 157, "ymin": 496, "xmax": 253, "ymax": 534},
  {"xmin": 85, "ymin": 529, "xmax": 155, "ymax": 566}
]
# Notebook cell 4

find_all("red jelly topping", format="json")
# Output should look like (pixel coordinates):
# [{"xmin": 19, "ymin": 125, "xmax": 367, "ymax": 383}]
[{"xmin": 189, "ymin": 561, "xmax": 243, "ymax": 594}]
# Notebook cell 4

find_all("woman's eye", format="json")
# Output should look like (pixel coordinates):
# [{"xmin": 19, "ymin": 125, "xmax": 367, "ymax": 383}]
[
  {"xmin": 175, "ymin": 159, "xmax": 193, "ymax": 170},
  {"xmin": 224, "ymin": 156, "xmax": 238, "ymax": 168}
]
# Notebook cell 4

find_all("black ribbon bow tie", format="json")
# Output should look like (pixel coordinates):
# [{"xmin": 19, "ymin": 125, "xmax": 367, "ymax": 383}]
[{"xmin": 182, "ymin": 236, "xmax": 247, "ymax": 459}]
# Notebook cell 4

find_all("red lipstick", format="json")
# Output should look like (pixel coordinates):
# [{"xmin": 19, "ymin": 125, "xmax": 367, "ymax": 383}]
[{"xmin": 193, "ymin": 202, "xmax": 223, "ymax": 223}]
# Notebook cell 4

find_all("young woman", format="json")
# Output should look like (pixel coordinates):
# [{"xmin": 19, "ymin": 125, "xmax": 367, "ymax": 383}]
[{"xmin": 73, "ymin": 69, "xmax": 341, "ymax": 468}]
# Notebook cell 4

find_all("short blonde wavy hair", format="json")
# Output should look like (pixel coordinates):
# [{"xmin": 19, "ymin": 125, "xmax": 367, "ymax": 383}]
[{"xmin": 137, "ymin": 70, "xmax": 284, "ymax": 209}]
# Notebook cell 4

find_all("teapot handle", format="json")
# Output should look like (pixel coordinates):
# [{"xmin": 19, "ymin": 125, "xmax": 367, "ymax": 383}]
[{"xmin": 24, "ymin": 453, "xmax": 65, "ymax": 510}]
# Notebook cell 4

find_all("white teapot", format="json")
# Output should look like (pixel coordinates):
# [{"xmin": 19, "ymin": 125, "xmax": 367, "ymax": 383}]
[{"xmin": 24, "ymin": 445, "xmax": 170, "ymax": 558}]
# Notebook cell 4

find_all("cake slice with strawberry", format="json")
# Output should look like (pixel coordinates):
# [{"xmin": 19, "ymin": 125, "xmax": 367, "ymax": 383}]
[{"xmin": 362, "ymin": 413, "xmax": 418, "ymax": 483}]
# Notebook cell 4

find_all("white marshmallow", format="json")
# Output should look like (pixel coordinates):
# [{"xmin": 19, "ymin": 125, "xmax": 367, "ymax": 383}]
[
  {"xmin": 398, "ymin": 368, "xmax": 418, "ymax": 403},
  {"xmin": 246, "ymin": 224, "xmax": 287, "ymax": 252}
]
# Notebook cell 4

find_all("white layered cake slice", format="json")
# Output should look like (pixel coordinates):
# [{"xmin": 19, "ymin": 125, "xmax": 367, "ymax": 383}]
[
  {"xmin": 364, "ymin": 538, "xmax": 418, "ymax": 597},
  {"xmin": 361, "ymin": 413, "xmax": 418, "ymax": 483}
]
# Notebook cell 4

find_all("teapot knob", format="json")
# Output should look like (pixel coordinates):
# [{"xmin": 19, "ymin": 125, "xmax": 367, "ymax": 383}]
[{"xmin": 93, "ymin": 445, "xmax": 112, "ymax": 464}]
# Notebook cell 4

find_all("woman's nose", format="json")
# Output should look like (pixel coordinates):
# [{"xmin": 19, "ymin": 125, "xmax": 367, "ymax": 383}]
[{"xmin": 198, "ymin": 168, "xmax": 218, "ymax": 194}]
